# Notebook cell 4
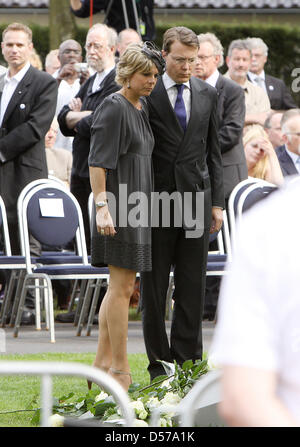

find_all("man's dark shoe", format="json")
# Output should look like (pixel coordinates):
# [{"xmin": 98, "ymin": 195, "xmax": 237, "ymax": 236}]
[{"xmin": 55, "ymin": 311, "xmax": 75, "ymax": 323}]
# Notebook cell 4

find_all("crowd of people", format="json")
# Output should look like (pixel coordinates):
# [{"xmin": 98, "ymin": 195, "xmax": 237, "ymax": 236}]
[{"xmin": 0, "ymin": 12, "xmax": 299, "ymax": 425}]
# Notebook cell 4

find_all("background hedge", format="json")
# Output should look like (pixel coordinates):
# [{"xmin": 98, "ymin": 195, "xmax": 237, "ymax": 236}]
[{"xmin": 0, "ymin": 21, "xmax": 299, "ymax": 105}]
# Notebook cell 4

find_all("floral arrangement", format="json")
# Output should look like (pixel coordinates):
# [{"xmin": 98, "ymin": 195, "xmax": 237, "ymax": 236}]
[{"xmin": 34, "ymin": 358, "xmax": 212, "ymax": 427}]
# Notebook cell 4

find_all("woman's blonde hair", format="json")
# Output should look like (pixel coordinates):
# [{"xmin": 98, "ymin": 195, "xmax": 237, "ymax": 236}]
[
  {"xmin": 243, "ymin": 126, "xmax": 270, "ymax": 180},
  {"xmin": 116, "ymin": 43, "xmax": 156, "ymax": 86}
]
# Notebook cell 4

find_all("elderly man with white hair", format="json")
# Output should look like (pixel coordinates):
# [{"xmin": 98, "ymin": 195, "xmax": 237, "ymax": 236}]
[{"xmin": 246, "ymin": 37, "xmax": 296, "ymax": 111}]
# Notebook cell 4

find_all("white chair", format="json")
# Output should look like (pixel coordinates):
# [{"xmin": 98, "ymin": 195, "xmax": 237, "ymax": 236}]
[{"xmin": 0, "ymin": 361, "xmax": 134, "ymax": 427}]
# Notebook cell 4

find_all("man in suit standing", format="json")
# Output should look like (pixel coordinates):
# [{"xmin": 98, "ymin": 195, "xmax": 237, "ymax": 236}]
[
  {"xmin": 276, "ymin": 108, "xmax": 300, "ymax": 177},
  {"xmin": 246, "ymin": 37, "xmax": 297, "ymax": 111},
  {"xmin": 193, "ymin": 32, "xmax": 247, "ymax": 320},
  {"xmin": 0, "ymin": 22, "xmax": 57, "ymax": 323},
  {"xmin": 0, "ymin": 23, "xmax": 57, "ymax": 252},
  {"xmin": 140, "ymin": 27, "xmax": 224, "ymax": 381}
]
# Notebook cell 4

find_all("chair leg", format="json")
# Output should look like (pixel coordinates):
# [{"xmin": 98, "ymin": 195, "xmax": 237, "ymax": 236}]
[
  {"xmin": 13, "ymin": 276, "xmax": 28, "ymax": 338},
  {"xmin": 44, "ymin": 279, "xmax": 50, "ymax": 331},
  {"xmin": 9, "ymin": 270, "xmax": 26, "ymax": 327},
  {"xmin": 86, "ymin": 279, "xmax": 103, "ymax": 336},
  {"xmin": 74, "ymin": 280, "xmax": 87, "ymax": 326},
  {"xmin": 76, "ymin": 279, "xmax": 94, "ymax": 337},
  {"xmin": 35, "ymin": 278, "xmax": 41, "ymax": 331},
  {"xmin": 0, "ymin": 270, "xmax": 19, "ymax": 327},
  {"xmin": 67, "ymin": 279, "xmax": 78, "ymax": 313}
]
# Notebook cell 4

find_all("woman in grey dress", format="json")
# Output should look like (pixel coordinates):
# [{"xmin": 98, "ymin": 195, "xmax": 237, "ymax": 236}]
[{"xmin": 88, "ymin": 43, "xmax": 164, "ymax": 391}]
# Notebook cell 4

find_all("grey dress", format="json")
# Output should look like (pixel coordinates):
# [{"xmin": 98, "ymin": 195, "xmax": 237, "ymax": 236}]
[{"xmin": 89, "ymin": 93, "xmax": 154, "ymax": 272}]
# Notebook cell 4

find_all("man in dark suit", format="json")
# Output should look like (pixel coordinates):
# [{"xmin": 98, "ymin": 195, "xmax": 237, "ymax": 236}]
[
  {"xmin": 193, "ymin": 32, "xmax": 247, "ymax": 320},
  {"xmin": 0, "ymin": 22, "xmax": 57, "ymax": 252},
  {"xmin": 276, "ymin": 109, "xmax": 300, "ymax": 177},
  {"xmin": 140, "ymin": 27, "xmax": 224, "ymax": 381},
  {"xmin": 247, "ymin": 37, "xmax": 297, "ymax": 111},
  {"xmin": 0, "ymin": 23, "xmax": 57, "ymax": 322},
  {"xmin": 58, "ymin": 24, "xmax": 119, "ymax": 254}
]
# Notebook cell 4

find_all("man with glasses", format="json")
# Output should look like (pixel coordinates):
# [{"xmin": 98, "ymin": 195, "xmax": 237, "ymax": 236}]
[
  {"xmin": 54, "ymin": 39, "xmax": 88, "ymax": 152},
  {"xmin": 246, "ymin": 37, "xmax": 296, "ymax": 111},
  {"xmin": 275, "ymin": 109, "xmax": 300, "ymax": 177},
  {"xmin": 58, "ymin": 24, "xmax": 118, "ymax": 314},
  {"xmin": 140, "ymin": 26, "xmax": 224, "ymax": 381}
]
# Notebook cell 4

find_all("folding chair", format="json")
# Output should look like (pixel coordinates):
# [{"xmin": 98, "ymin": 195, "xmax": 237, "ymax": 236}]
[
  {"xmin": 237, "ymin": 180, "xmax": 278, "ymax": 224},
  {"xmin": 15, "ymin": 183, "xmax": 109, "ymax": 342},
  {"xmin": 228, "ymin": 177, "xmax": 265, "ymax": 249}
]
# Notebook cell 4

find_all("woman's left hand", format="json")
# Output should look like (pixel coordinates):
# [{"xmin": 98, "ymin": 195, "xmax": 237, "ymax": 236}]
[{"xmin": 96, "ymin": 206, "xmax": 116, "ymax": 236}]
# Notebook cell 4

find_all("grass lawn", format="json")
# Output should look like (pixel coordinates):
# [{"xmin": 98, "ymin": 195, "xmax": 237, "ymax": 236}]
[{"xmin": 0, "ymin": 352, "xmax": 149, "ymax": 427}]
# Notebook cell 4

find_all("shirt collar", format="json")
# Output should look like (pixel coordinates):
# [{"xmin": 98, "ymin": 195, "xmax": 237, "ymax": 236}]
[
  {"xmin": 285, "ymin": 145, "xmax": 300, "ymax": 163},
  {"xmin": 203, "ymin": 69, "xmax": 219, "ymax": 88},
  {"xmin": 95, "ymin": 65, "xmax": 115, "ymax": 86},
  {"xmin": 163, "ymin": 71, "xmax": 190, "ymax": 90},
  {"xmin": 5, "ymin": 61, "xmax": 31, "ymax": 84},
  {"xmin": 248, "ymin": 70, "xmax": 265, "ymax": 82}
]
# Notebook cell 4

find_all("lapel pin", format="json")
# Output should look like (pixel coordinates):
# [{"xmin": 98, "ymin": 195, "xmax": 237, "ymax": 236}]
[
  {"xmin": 269, "ymin": 85, "xmax": 274, "ymax": 91},
  {"xmin": 20, "ymin": 103, "xmax": 25, "ymax": 109}
]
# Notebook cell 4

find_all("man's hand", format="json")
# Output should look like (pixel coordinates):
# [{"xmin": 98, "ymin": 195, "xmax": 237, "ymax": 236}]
[
  {"xmin": 57, "ymin": 64, "xmax": 77, "ymax": 83},
  {"xmin": 69, "ymin": 97, "xmax": 82, "ymax": 112},
  {"xmin": 210, "ymin": 207, "xmax": 223, "ymax": 234},
  {"xmin": 79, "ymin": 68, "xmax": 90, "ymax": 85}
]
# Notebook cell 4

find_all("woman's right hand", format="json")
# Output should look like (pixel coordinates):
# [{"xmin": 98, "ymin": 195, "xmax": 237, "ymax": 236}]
[{"xmin": 96, "ymin": 206, "xmax": 116, "ymax": 236}]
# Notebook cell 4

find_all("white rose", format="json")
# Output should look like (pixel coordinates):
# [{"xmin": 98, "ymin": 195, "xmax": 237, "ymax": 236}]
[
  {"xmin": 95, "ymin": 391, "xmax": 108, "ymax": 402},
  {"xmin": 161, "ymin": 392, "xmax": 181, "ymax": 406},
  {"xmin": 49, "ymin": 414, "xmax": 64, "ymax": 427},
  {"xmin": 129, "ymin": 400, "xmax": 145, "ymax": 416},
  {"xmin": 159, "ymin": 417, "xmax": 167, "ymax": 427},
  {"xmin": 133, "ymin": 419, "xmax": 149, "ymax": 427},
  {"xmin": 146, "ymin": 396, "xmax": 161, "ymax": 410}
]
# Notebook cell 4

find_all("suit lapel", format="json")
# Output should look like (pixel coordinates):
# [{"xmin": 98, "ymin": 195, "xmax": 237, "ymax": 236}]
[
  {"xmin": 1, "ymin": 65, "xmax": 33, "ymax": 125},
  {"xmin": 185, "ymin": 76, "xmax": 209, "ymax": 135},
  {"xmin": 150, "ymin": 77, "xmax": 183, "ymax": 135}
]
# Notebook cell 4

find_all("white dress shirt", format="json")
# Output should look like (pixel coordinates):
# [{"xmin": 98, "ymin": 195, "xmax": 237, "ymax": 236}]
[
  {"xmin": 285, "ymin": 145, "xmax": 300, "ymax": 174},
  {"xmin": 204, "ymin": 69, "xmax": 220, "ymax": 88},
  {"xmin": 92, "ymin": 66, "xmax": 115, "ymax": 93},
  {"xmin": 0, "ymin": 62, "xmax": 31, "ymax": 126},
  {"xmin": 162, "ymin": 72, "xmax": 191, "ymax": 124}
]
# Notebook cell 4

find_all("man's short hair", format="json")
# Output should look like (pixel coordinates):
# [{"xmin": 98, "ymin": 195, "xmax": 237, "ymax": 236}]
[
  {"xmin": 87, "ymin": 23, "xmax": 118, "ymax": 48},
  {"xmin": 197, "ymin": 32, "xmax": 224, "ymax": 67},
  {"xmin": 281, "ymin": 108, "xmax": 300, "ymax": 134},
  {"xmin": 264, "ymin": 111, "xmax": 280, "ymax": 129},
  {"xmin": 162, "ymin": 26, "xmax": 199, "ymax": 53},
  {"xmin": 2, "ymin": 22, "xmax": 32, "ymax": 42},
  {"xmin": 227, "ymin": 39, "xmax": 251, "ymax": 58},
  {"xmin": 246, "ymin": 37, "xmax": 268, "ymax": 57}
]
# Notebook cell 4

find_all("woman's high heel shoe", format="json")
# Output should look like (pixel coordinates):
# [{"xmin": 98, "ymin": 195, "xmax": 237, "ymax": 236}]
[{"xmin": 109, "ymin": 368, "xmax": 132, "ymax": 390}]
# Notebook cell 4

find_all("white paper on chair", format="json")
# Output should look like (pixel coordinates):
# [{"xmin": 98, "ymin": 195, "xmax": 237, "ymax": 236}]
[{"xmin": 39, "ymin": 198, "xmax": 64, "ymax": 217}]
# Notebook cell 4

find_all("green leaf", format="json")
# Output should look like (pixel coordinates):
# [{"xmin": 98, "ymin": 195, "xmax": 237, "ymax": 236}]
[
  {"xmin": 94, "ymin": 402, "xmax": 116, "ymax": 418},
  {"xmin": 182, "ymin": 360, "xmax": 193, "ymax": 371},
  {"xmin": 30, "ymin": 408, "xmax": 41, "ymax": 425}
]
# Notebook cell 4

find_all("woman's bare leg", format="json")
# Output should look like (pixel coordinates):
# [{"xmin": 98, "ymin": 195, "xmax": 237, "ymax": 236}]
[{"xmin": 93, "ymin": 264, "xmax": 136, "ymax": 390}]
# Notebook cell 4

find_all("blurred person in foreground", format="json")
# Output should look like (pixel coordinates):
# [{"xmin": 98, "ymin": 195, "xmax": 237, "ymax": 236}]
[
  {"xmin": 88, "ymin": 42, "xmax": 164, "ymax": 391},
  {"xmin": 243, "ymin": 126, "xmax": 284, "ymax": 186},
  {"xmin": 210, "ymin": 176, "xmax": 300, "ymax": 426}
]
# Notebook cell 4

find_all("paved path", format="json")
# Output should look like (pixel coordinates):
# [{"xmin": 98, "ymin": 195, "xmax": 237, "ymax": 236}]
[{"xmin": 0, "ymin": 320, "xmax": 215, "ymax": 356}]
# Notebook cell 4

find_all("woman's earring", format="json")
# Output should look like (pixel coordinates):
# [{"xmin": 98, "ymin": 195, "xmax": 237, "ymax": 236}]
[{"xmin": 127, "ymin": 81, "xmax": 130, "ymax": 89}]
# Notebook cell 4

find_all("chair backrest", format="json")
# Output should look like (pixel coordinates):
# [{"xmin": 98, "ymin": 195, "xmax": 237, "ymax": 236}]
[
  {"xmin": 88, "ymin": 191, "xmax": 94, "ymax": 232},
  {"xmin": 48, "ymin": 174, "xmax": 69, "ymax": 188},
  {"xmin": 237, "ymin": 181, "xmax": 278, "ymax": 223},
  {"xmin": 18, "ymin": 183, "xmax": 88, "ymax": 273},
  {"xmin": 0, "ymin": 195, "xmax": 11, "ymax": 256}
]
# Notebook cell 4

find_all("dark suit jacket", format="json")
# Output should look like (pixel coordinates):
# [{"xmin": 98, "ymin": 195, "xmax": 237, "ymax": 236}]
[
  {"xmin": 147, "ymin": 76, "xmax": 224, "ymax": 230},
  {"xmin": 215, "ymin": 74, "xmax": 248, "ymax": 199},
  {"xmin": 58, "ymin": 69, "xmax": 119, "ymax": 178},
  {"xmin": 0, "ymin": 65, "xmax": 57, "ymax": 221},
  {"xmin": 248, "ymin": 73, "xmax": 297, "ymax": 110},
  {"xmin": 275, "ymin": 144, "xmax": 298, "ymax": 177}
]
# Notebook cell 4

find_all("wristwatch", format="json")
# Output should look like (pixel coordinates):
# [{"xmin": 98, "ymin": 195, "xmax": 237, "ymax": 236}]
[{"xmin": 95, "ymin": 200, "xmax": 107, "ymax": 209}]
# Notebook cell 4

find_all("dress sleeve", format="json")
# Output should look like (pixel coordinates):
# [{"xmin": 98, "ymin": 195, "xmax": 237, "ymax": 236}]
[{"xmin": 89, "ymin": 95, "xmax": 128, "ymax": 170}]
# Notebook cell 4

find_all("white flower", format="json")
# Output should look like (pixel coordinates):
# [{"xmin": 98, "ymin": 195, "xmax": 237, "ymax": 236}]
[
  {"xmin": 129, "ymin": 399, "xmax": 148, "ymax": 418},
  {"xmin": 146, "ymin": 396, "xmax": 161, "ymax": 410},
  {"xmin": 161, "ymin": 392, "xmax": 181, "ymax": 407},
  {"xmin": 95, "ymin": 391, "xmax": 108, "ymax": 402},
  {"xmin": 133, "ymin": 418, "xmax": 149, "ymax": 427},
  {"xmin": 49, "ymin": 414, "xmax": 64, "ymax": 427},
  {"xmin": 138, "ymin": 409, "xmax": 148, "ymax": 420},
  {"xmin": 159, "ymin": 417, "xmax": 168, "ymax": 427},
  {"xmin": 207, "ymin": 355, "xmax": 219, "ymax": 370}
]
